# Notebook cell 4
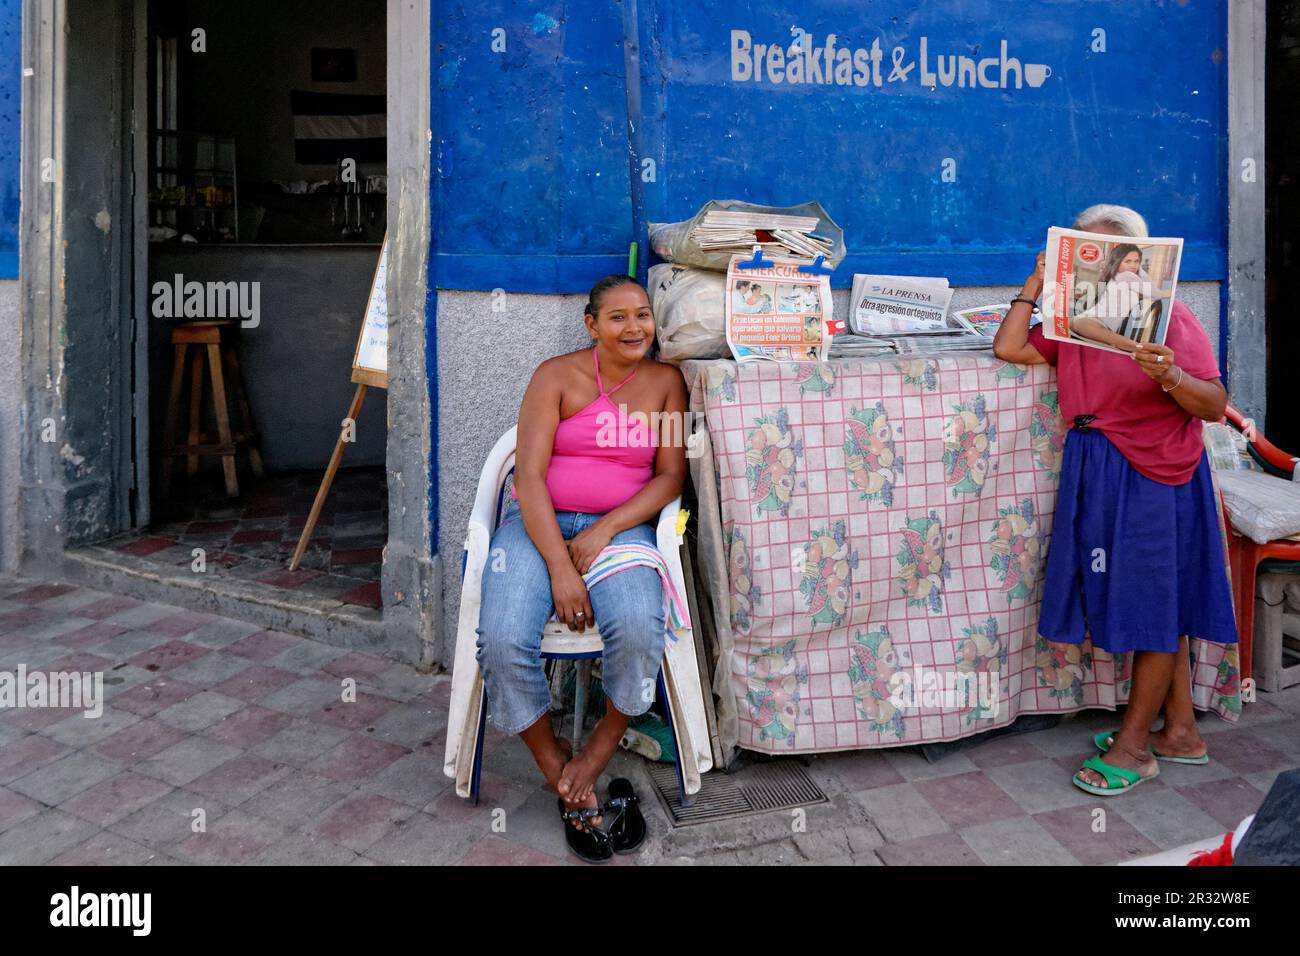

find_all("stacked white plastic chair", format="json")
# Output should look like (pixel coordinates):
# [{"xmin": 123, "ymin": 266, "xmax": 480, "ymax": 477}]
[{"xmin": 444, "ymin": 426, "xmax": 713, "ymax": 803}]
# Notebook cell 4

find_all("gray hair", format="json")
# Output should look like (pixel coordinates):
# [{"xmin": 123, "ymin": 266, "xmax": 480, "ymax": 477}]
[{"xmin": 1072, "ymin": 204, "xmax": 1148, "ymax": 238}]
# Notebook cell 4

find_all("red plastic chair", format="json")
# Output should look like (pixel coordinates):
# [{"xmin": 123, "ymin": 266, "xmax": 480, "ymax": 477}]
[{"xmin": 1218, "ymin": 405, "xmax": 1300, "ymax": 681}]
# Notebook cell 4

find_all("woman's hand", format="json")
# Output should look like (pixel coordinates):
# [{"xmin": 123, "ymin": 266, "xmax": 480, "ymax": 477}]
[
  {"xmin": 1133, "ymin": 343, "xmax": 1178, "ymax": 385},
  {"xmin": 1024, "ymin": 251, "xmax": 1046, "ymax": 300},
  {"xmin": 567, "ymin": 521, "xmax": 614, "ymax": 575},
  {"xmin": 551, "ymin": 563, "xmax": 595, "ymax": 633}
]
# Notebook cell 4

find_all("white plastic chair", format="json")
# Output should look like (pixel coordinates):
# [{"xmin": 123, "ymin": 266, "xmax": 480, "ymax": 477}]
[{"xmin": 444, "ymin": 426, "xmax": 713, "ymax": 803}]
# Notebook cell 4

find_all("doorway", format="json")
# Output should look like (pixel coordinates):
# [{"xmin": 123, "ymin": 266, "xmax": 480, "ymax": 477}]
[
  {"xmin": 1267, "ymin": 0, "xmax": 1299, "ymax": 452},
  {"xmin": 21, "ymin": 0, "xmax": 438, "ymax": 663}
]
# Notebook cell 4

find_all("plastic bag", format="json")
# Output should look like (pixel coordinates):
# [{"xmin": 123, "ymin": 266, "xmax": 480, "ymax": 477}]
[
  {"xmin": 1216, "ymin": 470, "xmax": 1300, "ymax": 545},
  {"xmin": 646, "ymin": 263, "xmax": 729, "ymax": 363},
  {"xmin": 648, "ymin": 199, "xmax": 846, "ymax": 273}
]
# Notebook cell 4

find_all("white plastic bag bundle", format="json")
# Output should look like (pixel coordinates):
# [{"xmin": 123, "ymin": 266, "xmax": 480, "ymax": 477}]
[
  {"xmin": 1216, "ymin": 470, "xmax": 1300, "ymax": 544},
  {"xmin": 648, "ymin": 199, "xmax": 846, "ymax": 273},
  {"xmin": 647, "ymin": 263, "xmax": 729, "ymax": 363}
]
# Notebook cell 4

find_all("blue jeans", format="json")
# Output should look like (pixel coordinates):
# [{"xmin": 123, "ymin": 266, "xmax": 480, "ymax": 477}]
[{"xmin": 475, "ymin": 499, "xmax": 668, "ymax": 734}]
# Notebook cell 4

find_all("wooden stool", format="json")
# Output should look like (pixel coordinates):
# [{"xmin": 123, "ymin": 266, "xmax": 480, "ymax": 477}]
[{"xmin": 159, "ymin": 321, "xmax": 264, "ymax": 498}]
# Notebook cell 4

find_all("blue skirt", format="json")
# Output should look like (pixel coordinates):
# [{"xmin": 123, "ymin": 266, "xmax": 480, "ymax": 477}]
[{"xmin": 1038, "ymin": 427, "xmax": 1238, "ymax": 654}]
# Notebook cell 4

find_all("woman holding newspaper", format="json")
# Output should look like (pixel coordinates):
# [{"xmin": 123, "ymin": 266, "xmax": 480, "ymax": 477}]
[
  {"xmin": 1069, "ymin": 244, "xmax": 1155, "ymax": 352},
  {"xmin": 994, "ymin": 204, "xmax": 1236, "ymax": 798}
]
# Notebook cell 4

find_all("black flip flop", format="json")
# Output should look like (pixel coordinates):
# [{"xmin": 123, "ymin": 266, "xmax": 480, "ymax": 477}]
[
  {"xmin": 603, "ymin": 778, "xmax": 647, "ymax": 855},
  {"xmin": 557, "ymin": 797, "xmax": 613, "ymax": 864}
]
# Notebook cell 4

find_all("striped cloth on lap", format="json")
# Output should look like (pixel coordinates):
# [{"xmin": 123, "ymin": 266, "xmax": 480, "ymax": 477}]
[{"xmin": 547, "ymin": 544, "xmax": 691, "ymax": 643}]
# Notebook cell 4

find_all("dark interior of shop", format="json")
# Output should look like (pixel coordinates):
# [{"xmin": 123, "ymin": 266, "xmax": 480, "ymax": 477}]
[
  {"xmin": 1267, "ymin": 0, "xmax": 1298, "ymax": 452},
  {"xmin": 131, "ymin": 0, "xmax": 389, "ymax": 611}
]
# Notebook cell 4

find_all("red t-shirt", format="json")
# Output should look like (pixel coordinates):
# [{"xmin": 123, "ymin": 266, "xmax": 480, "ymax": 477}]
[{"xmin": 1026, "ymin": 300, "xmax": 1220, "ymax": 485}]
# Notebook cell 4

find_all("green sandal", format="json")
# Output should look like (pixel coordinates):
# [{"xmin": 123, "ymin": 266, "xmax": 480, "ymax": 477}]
[
  {"xmin": 1094, "ymin": 731, "xmax": 1209, "ymax": 765},
  {"xmin": 1072, "ymin": 754, "xmax": 1157, "ymax": 796}
]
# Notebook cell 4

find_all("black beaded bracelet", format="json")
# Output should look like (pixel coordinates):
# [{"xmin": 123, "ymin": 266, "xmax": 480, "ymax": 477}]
[{"xmin": 1010, "ymin": 295, "xmax": 1039, "ymax": 312}]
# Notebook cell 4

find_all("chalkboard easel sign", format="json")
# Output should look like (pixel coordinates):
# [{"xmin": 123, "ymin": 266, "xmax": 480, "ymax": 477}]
[{"xmin": 291, "ymin": 234, "xmax": 389, "ymax": 571}]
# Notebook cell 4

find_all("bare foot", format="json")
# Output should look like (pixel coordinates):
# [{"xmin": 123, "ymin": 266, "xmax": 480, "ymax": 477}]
[
  {"xmin": 1078, "ymin": 742, "xmax": 1158, "ymax": 790},
  {"xmin": 1148, "ymin": 724, "xmax": 1208, "ymax": 760},
  {"xmin": 534, "ymin": 736, "xmax": 573, "ymax": 794}
]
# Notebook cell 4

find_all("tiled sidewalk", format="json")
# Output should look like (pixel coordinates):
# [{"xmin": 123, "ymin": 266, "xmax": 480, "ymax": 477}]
[{"xmin": 1, "ymin": 577, "xmax": 1297, "ymax": 865}]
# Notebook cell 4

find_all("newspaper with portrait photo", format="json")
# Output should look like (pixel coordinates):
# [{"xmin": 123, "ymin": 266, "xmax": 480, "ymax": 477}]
[{"xmin": 1041, "ymin": 226, "xmax": 1184, "ymax": 355}]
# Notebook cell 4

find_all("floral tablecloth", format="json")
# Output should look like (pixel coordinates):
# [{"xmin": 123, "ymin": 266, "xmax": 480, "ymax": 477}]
[{"xmin": 680, "ymin": 355, "xmax": 1242, "ymax": 757}]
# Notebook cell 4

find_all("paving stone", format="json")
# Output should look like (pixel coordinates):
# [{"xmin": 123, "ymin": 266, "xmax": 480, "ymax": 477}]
[
  {"xmin": 851, "ymin": 782, "xmax": 950, "ymax": 843},
  {"xmin": 187, "ymin": 753, "xmax": 294, "ymax": 807},
  {"xmin": 203, "ymin": 706, "xmax": 293, "ymax": 749},
  {"xmin": 0, "ymin": 809, "xmax": 101, "ymax": 864},
  {"xmin": 1176, "ymin": 777, "xmax": 1268, "ymax": 831},
  {"xmin": 364, "ymin": 701, "xmax": 442, "ymax": 749},
  {"xmin": 167, "ymin": 651, "xmax": 254, "ymax": 688},
  {"xmin": 960, "ymin": 815, "xmax": 1080, "ymax": 865},
  {"xmin": 1111, "ymin": 785, "xmax": 1227, "ymax": 850},
  {"xmin": 184, "ymin": 617, "xmax": 265, "ymax": 650},
  {"xmin": 102, "ymin": 603, "xmax": 181, "ymax": 630},
  {"xmin": 0, "ymin": 785, "xmax": 44, "ymax": 835},
  {"xmin": 172, "ymin": 809, "xmax": 286, "ymax": 864},
  {"xmin": 359, "ymin": 751, "xmax": 448, "ymax": 809},
  {"xmin": 314, "ymin": 693, "xmax": 402, "ymax": 732},
  {"xmin": 250, "ymin": 718, "xmax": 351, "ymax": 766},
  {"xmin": 365, "ymin": 811, "xmax": 483, "ymax": 865},
  {"xmin": 883, "ymin": 747, "xmax": 982, "ymax": 781},
  {"xmin": 50, "ymin": 829, "xmax": 161, "ymax": 865},
  {"xmin": 108, "ymin": 788, "xmax": 228, "ymax": 849},
  {"xmin": 239, "ymin": 771, "xmax": 354, "ymax": 829},
  {"xmin": 156, "ymin": 691, "xmax": 247, "ymax": 733},
  {"xmin": 134, "ymin": 735, "xmax": 244, "ymax": 787},
  {"xmin": 310, "ymin": 792, "xmax": 417, "ymax": 853},
  {"xmin": 309, "ymin": 735, "xmax": 410, "ymax": 784},
  {"xmin": 1032, "ymin": 805, "xmax": 1162, "ymax": 866},
  {"xmin": 54, "ymin": 621, "xmax": 132, "ymax": 651},
  {"xmin": 266, "ymin": 640, "xmax": 349, "ymax": 676},
  {"xmin": 226, "ymin": 629, "xmax": 300, "ymax": 663},
  {"xmin": 94, "ymin": 719, "xmax": 189, "ymax": 766},
  {"xmin": 214, "ymin": 664, "xmax": 299, "ymax": 703},
  {"xmin": 254, "ymin": 832, "xmax": 360, "ymax": 865},
  {"xmin": 457, "ymin": 834, "xmax": 562, "ymax": 866},
  {"xmin": 985, "ymin": 757, "xmax": 1100, "ymax": 814},
  {"xmin": 93, "ymin": 630, "xmax": 175, "ymax": 662},
  {"xmin": 8, "ymin": 749, "xmax": 122, "ymax": 806},
  {"xmin": 875, "ymin": 830, "xmax": 984, "ymax": 866},
  {"xmin": 260, "ymin": 677, "xmax": 343, "ymax": 716},
  {"xmin": 60, "ymin": 772, "xmax": 174, "ymax": 828},
  {"xmin": 41, "ymin": 704, "xmax": 142, "ymax": 749}
]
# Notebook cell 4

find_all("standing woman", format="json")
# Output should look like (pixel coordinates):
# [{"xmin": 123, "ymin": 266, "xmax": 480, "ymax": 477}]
[{"xmin": 994, "ymin": 204, "xmax": 1237, "ymax": 795}]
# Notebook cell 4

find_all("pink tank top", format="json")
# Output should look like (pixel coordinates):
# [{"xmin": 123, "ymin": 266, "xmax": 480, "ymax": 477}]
[{"xmin": 511, "ymin": 348, "xmax": 657, "ymax": 514}]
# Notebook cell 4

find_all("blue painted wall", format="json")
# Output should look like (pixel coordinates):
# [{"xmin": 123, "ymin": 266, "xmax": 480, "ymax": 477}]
[
  {"xmin": 431, "ymin": 0, "xmax": 1228, "ymax": 292},
  {"xmin": 0, "ymin": 0, "xmax": 20, "ymax": 278}
]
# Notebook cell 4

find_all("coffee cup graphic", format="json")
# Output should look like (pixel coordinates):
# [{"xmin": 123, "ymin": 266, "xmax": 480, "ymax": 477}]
[{"xmin": 1025, "ymin": 63, "xmax": 1052, "ymax": 87}]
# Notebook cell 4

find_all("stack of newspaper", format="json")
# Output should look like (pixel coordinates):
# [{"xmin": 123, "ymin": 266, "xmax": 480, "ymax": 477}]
[
  {"xmin": 691, "ymin": 211, "xmax": 833, "ymax": 261},
  {"xmin": 829, "ymin": 275, "xmax": 994, "ymax": 357}
]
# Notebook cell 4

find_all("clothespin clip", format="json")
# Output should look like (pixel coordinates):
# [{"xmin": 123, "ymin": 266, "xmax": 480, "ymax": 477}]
[
  {"xmin": 825, "ymin": 316, "xmax": 846, "ymax": 335},
  {"xmin": 797, "ymin": 255, "xmax": 835, "ymax": 275},
  {"xmin": 735, "ymin": 244, "xmax": 775, "ymax": 270}
]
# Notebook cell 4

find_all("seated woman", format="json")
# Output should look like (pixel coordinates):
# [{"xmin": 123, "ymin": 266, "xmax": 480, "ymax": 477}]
[
  {"xmin": 475, "ymin": 274, "xmax": 688, "ymax": 861},
  {"xmin": 994, "ymin": 203, "xmax": 1236, "ymax": 797},
  {"xmin": 1069, "ymin": 243, "xmax": 1151, "ymax": 352}
]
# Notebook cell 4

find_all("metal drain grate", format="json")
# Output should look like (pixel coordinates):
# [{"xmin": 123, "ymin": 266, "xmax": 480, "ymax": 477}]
[{"xmin": 646, "ymin": 758, "xmax": 827, "ymax": 827}]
